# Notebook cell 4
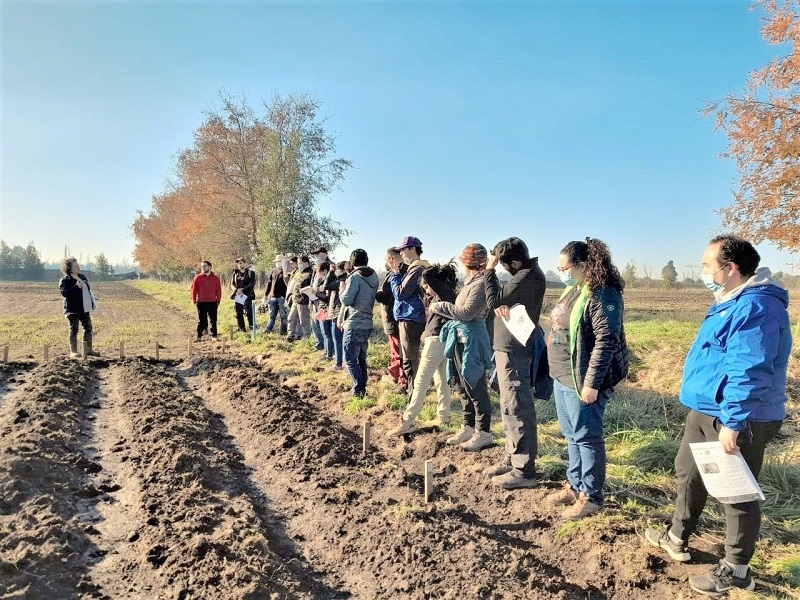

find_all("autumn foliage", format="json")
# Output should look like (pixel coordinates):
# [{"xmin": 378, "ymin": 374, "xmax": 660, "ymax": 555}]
[
  {"xmin": 707, "ymin": 0, "xmax": 800, "ymax": 252},
  {"xmin": 133, "ymin": 93, "xmax": 352, "ymax": 276}
]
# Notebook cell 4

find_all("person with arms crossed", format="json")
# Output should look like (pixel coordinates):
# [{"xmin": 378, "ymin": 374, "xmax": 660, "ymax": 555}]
[{"xmin": 191, "ymin": 260, "xmax": 222, "ymax": 341}]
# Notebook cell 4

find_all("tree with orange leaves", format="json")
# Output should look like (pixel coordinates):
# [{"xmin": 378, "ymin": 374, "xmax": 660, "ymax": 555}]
[{"xmin": 706, "ymin": 0, "xmax": 800, "ymax": 251}]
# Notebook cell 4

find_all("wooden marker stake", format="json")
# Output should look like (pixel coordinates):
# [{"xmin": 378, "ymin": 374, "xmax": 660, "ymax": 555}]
[
  {"xmin": 43, "ymin": 345, "xmax": 49, "ymax": 361},
  {"xmin": 119, "ymin": 341, "xmax": 125, "ymax": 359},
  {"xmin": 221, "ymin": 337, "xmax": 226, "ymax": 352},
  {"xmin": 2, "ymin": 346, "xmax": 8, "ymax": 363},
  {"xmin": 362, "ymin": 421, "xmax": 371, "ymax": 453},
  {"xmin": 424, "ymin": 460, "xmax": 434, "ymax": 503},
  {"xmin": 155, "ymin": 340, "xmax": 160, "ymax": 360},
  {"xmin": 187, "ymin": 337, "xmax": 192, "ymax": 358}
]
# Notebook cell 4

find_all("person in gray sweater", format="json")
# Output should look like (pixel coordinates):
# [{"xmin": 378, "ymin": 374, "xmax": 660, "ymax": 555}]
[
  {"xmin": 429, "ymin": 243, "xmax": 494, "ymax": 452},
  {"xmin": 339, "ymin": 249, "xmax": 379, "ymax": 398}
]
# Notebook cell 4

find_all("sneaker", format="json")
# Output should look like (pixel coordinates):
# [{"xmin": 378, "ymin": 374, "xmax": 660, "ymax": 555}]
[
  {"xmin": 483, "ymin": 457, "xmax": 512, "ymax": 478},
  {"xmin": 460, "ymin": 430, "xmax": 494, "ymax": 452},
  {"xmin": 388, "ymin": 418, "xmax": 417, "ymax": 437},
  {"xmin": 69, "ymin": 352, "xmax": 81, "ymax": 359},
  {"xmin": 328, "ymin": 364, "xmax": 344, "ymax": 371},
  {"xmin": 194, "ymin": 336, "xmax": 202, "ymax": 342},
  {"xmin": 446, "ymin": 425, "xmax": 475, "ymax": 446},
  {"xmin": 688, "ymin": 560, "xmax": 754, "ymax": 597},
  {"xmin": 547, "ymin": 481, "xmax": 579, "ymax": 506},
  {"xmin": 562, "ymin": 492, "xmax": 601, "ymax": 520},
  {"xmin": 491, "ymin": 470, "xmax": 537, "ymax": 489},
  {"xmin": 644, "ymin": 527, "xmax": 691, "ymax": 563}
]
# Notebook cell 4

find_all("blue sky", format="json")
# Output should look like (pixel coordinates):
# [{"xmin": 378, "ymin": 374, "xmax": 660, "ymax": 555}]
[{"xmin": 2, "ymin": 0, "xmax": 797, "ymax": 278}]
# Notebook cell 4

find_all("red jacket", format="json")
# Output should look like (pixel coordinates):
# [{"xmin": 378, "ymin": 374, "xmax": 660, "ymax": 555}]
[{"xmin": 191, "ymin": 272, "xmax": 222, "ymax": 303}]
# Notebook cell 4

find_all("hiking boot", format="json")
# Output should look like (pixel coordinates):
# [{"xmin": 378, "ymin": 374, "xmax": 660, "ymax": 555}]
[
  {"xmin": 491, "ymin": 470, "xmax": 537, "ymax": 489},
  {"xmin": 445, "ymin": 425, "xmax": 474, "ymax": 446},
  {"xmin": 83, "ymin": 341, "xmax": 100, "ymax": 357},
  {"xmin": 688, "ymin": 560, "xmax": 754, "ymax": 597},
  {"xmin": 460, "ymin": 430, "xmax": 493, "ymax": 451},
  {"xmin": 389, "ymin": 418, "xmax": 417, "ymax": 437},
  {"xmin": 644, "ymin": 527, "xmax": 691, "ymax": 563},
  {"xmin": 562, "ymin": 492, "xmax": 601, "ymax": 520},
  {"xmin": 328, "ymin": 364, "xmax": 344, "ymax": 371},
  {"xmin": 547, "ymin": 481, "xmax": 579, "ymax": 506},
  {"xmin": 194, "ymin": 336, "xmax": 203, "ymax": 342},
  {"xmin": 483, "ymin": 457, "xmax": 512, "ymax": 478}
]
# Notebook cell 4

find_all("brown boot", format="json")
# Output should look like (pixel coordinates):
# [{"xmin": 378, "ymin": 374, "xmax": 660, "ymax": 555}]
[
  {"xmin": 562, "ymin": 492, "xmax": 601, "ymax": 520},
  {"xmin": 547, "ymin": 481, "xmax": 579, "ymax": 506}
]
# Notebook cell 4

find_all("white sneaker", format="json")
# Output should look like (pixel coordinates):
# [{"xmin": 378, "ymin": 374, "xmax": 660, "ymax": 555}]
[
  {"xmin": 460, "ymin": 430, "xmax": 493, "ymax": 451},
  {"xmin": 388, "ymin": 418, "xmax": 417, "ymax": 436},
  {"xmin": 445, "ymin": 425, "xmax": 474, "ymax": 445}
]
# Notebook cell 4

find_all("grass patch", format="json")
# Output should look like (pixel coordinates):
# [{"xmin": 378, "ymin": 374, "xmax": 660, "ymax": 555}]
[{"xmin": 344, "ymin": 395, "xmax": 377, "ymax": 415}]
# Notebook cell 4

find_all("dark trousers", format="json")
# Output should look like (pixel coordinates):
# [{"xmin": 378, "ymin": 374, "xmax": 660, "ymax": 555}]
[
  {"xmin": 196, "ymin": 302, "xmax": 218, "ymax": 337},
  {"xmin": 495, "ymin": 351, "xmax": 538, "ymax": 477},
  {"xmin": 399, "ymin": 320, "xmax": 425, "ymax": 394},
  {"xmin": 452, "ymin": 341, "xmax": 492, "ymax": 432},
  {"xmin": 67, "ymin": 312, "xmax": 93, "ymax": 351},
  {"xmin": 235, "ymin": 299, "xmax": 254, "ymax": 331},
  {"xmin": 671, "ymin": 410, "xmax": 782, "ymax": 565}
]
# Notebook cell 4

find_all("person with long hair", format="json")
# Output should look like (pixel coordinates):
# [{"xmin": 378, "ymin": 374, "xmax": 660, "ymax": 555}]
[
  {"xmin": 389, "ymin": 263, "xmax": 459, "ymax": 436},
  {"xmin": 546, "ymin": 238, "xmax": 628, "ymax": 519}
]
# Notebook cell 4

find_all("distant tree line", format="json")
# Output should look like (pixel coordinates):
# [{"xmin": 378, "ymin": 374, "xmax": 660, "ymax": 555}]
[
  {"xmin": 131, "ymin": 91, "xmax": 352, "ymax": 281},
  {"xmin": 0, "ymin": 241, "xmax": 135, "ymax": 282}
]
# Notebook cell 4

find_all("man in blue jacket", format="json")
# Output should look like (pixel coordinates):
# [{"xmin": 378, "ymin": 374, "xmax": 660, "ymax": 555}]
[{"xmin": 646, "ymin": 235, "xmax": 791, "ymax": 597}]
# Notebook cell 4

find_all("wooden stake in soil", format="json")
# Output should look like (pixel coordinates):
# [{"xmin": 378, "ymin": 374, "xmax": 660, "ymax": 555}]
[
  {"xmin": 43, "ymin": 345, "xmax": 49, "ymax": 362},
  {"xmin": 119, "ymin": 341, "xmax": 125, "ymax": 359},
  {"xmin": 221, "ymin": 336, "xmax": 226, "ymax": 352},
  {"xmin": 362, "ymin": 421, "xmax": 371, "ymax": 453},
  {"xmin": 424, "ymin": 460, "xmax": 434, "ymax": 503},
  {"xmin": 187, "ymin": 337, "xmax": 192, "ymax": 358},
  {"xmin": 155, "ymin": 340, "xmax": 160, "ymax": 360},
  {"xmin": 229, "ymin": 324, "xmax": 234, "ymax": 341},
  {"xmin": 2, "ymin": 345, "xmax": 8, "ymax": 363}
]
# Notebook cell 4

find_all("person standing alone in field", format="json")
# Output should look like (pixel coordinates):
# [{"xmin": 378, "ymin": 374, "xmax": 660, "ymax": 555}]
[
  {"xmin": 191, "ymin": 260, "xmax": 222, "ymax": 341},
  {"xmin": 484, "ymin": 237, "xmax": 547, "ymax": 489},
  {"xmin": 59, "ymin": 257, "xmax": 98, "ymax": 358},
  {"xmin": 230, "ymin": 258, "xmax": 256, "ymax": 333},
  {"xmin": 646, "ymin": 235, "xmax": 791, "ymax": 598}
]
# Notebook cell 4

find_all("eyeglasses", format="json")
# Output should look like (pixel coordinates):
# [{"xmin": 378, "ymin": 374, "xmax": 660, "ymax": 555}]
[{"xmin": 556, "ymin": 264, "xmax": 574, "ymax": 273}]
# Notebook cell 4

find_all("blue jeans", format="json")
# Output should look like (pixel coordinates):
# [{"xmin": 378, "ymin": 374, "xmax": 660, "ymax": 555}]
[
  {"xmin": 343, "ymin": 327, "xmax": 371, "ymax": 396},
  {"xmin": 265, "ymin": 297, "xmax": 287, "ymax": 334},
  {"xmin": 311, "ymin": 311, "xmax": 325, "ymax": 350},
  {"xmin": 553, "ymin": 379, "xmax": 610, "ymax": 506},
  {"xmin": 321, "ymin": 319, "xmax": 335, "ymax": 358},
  {"xmin": 331, "ymin": 323, "xmax": 344, "ymax": 366}
]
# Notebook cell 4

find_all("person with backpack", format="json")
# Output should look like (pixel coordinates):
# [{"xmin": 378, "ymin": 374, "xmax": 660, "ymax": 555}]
[{"xmin": 546, "ymin": 238, "xmax": 628, "ymax": 520}]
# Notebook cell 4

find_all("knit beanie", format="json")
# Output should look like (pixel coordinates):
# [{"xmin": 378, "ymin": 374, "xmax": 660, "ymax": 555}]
[{"xmin": 459, "ymin": 243, "xmax": 488, "ymax": 269}]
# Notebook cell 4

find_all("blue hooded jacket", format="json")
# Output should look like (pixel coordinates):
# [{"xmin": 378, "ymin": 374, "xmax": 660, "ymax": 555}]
[{"xmin": 680, "ymin": 269, "xmax": 791, "ymax": 430}]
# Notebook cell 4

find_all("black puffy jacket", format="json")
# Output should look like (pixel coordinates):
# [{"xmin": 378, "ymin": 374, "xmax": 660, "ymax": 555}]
[{"xmin": 59, "ymin": 274, "xmax": 94, "ymax": 315}]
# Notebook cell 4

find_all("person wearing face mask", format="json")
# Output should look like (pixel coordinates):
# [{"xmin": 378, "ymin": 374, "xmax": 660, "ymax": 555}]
[
  {"xmin": 310, "ymin": 247, "xmax": 334, "ymax": 351},
  {"xmin": 322, "ymin": 261, "xmax": 348, "ymax": 371},
  {"xmin": 191, "ymin": 260, "xmax": 222, "ymax": 342},
  {"xmin": 390, "ymin": 236, "xmax": 431, "ymax": 397},
  {"xmin": 483, "ymin": 237, "xmax": 547, "ymax": 489},
  {"xmin": 287, "ymin": 255, "xmax": 314, "ymax": 341},
  {"xmin": 646, "ymin": 235, "xmax": 790, "ymax": 598},
  {"xmin": 230, "ymin": 258, "xmax": 257, "ymax": 333},
  {"xmin": 546, "ymin": 238, "xmax": 627, "ymax": 519}
]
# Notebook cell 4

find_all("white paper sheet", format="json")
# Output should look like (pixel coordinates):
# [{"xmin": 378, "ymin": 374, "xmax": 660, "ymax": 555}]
[
  {"xmin": 500, "ymin": 303, "xmax": 536, "ymax": 346},
  {"xmin": 300, "ymin": 286, "xmax": 318, "ymax": 301},
  {"xmin": 234, "ymin": 294, "xmax": 248, "ymax": 305},
  {"xmin": 689, "ymin": 441, "xmax": 765, "ymax": 504}
]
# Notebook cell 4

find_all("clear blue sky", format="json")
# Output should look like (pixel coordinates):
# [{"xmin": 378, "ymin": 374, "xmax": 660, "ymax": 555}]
[{"xmin": 2, "ymin": 0, "xmax": 797, "ymax": 278}]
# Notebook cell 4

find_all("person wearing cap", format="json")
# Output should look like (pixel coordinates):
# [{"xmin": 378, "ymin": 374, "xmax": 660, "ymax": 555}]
[
  {"xmin": 430, "ymin": 243, "xmax": 495, "ymax": 451},
  {"xmin": 375, "ymin": 247, "xmax": 409, "ymax": 392},
  {"xmin": 483, "ymin": 237, "xmax": 547, "ymax": 489},
  {"xmin": 287, "ymin": 255, "xmax": 314, "ymax": 341},
  {"xmin": 390, "ymin": 236, "xmax": 430, "ymax": 396},
  {"xmin": 231, "ymin": 258, "xmax": 257, "ymax": 333},
  {"xmin": 261, "ymin": 254, "xmax": 288, "ymax": 335}
]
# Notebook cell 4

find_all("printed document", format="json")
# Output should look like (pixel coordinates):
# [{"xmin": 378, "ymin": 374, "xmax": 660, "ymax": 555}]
[
  {"xmin": 689, "ymin": 441, "xmax": 765, "ymax": 504},
  {"xmin": 500, "ymin": 304, "xmax": 536, "ymax": 346},
  {"xmin": 234, "ymin": 294, "xmax": 248, "ymax": 305},
  {"xmin": 300, "ymin": 286, "xmax": 318, "ymax": 301}
]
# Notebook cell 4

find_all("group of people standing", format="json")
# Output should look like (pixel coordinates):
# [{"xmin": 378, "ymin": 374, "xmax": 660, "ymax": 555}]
[{"xmin": 60, "ymin": 231, "xmax": 791, "ymax": 597}]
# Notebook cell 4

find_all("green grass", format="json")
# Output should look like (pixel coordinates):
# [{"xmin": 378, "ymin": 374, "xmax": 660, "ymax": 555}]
[{"xmin": 344, "ymin": 394, "xmax": 377, "ymax": 415}]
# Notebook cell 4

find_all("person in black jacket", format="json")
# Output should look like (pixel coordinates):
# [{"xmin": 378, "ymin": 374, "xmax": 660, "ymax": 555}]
[
  {"xmin": 231, "ymin": 258, "xmax": 257, "ymax": 332},
  {"xmin": 59, "ymin": 257, "xmax": 99, "ymax": 358},
  {"xmin": 287, "ymin": 255, "xmax": 313, "ymax": 341},
  {"xmin": 375, "ymin": 247, "xmax": 409, "ymax": 391},
  {"xmin": 484, "ymin": 237, "xmax": 546, "ymax": 489},
  {"xmin": 546, "ymin": 237, "xmax": 627, "ymax": 520},
  {"xmin": 262, "ymin": 254, "xmax": 288, "ymax": 335}
]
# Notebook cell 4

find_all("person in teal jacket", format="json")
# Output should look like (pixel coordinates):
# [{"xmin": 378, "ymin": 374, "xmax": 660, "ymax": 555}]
[{"xmin": 646, "ymin": 235, "xmax": 791, "ymax": 598}]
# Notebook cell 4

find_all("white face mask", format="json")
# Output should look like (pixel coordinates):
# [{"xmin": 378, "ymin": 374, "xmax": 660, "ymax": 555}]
[{"xmin": 702, "ymin": 265, "xmax": 730, "ymax": 293}]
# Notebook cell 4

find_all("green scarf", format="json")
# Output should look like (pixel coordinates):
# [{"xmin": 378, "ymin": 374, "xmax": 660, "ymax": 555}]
[{"xmin": 558, "ymin": 284, "xmax": 590, "ymax": 391}]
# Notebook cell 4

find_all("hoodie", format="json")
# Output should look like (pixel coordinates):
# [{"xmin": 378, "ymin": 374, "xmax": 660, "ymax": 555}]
[
  {"xmin": 340, "ymin": 266, "xmax": 379, "ymax": 330},
  {"xmin": 680, "ymin": 268, "xmax": 792, "ymax": 429},
  {"xmin": 390, "ymin": 259, "xmax": 431, "ymax": 323}
]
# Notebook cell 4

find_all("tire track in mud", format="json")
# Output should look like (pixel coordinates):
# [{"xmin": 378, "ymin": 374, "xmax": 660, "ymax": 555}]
[
  {"xmin": 0, "ymin": 359, "xmax": 105, "ymax": 599},
  {"xmin": 187, "ymin": 355, "xmax": 646, "ymax": 599},
  {"xmin": 82, "ymin": 357, "xmax": 337, "ymax": 599}
]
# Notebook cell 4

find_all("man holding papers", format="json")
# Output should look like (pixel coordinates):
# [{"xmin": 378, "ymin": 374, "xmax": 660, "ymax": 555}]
[
  {"xmin": 484, "ymin": 237, "xmax": 546, "ymax": 489},
  {"xmin": 646, "ymin": 235, "xmax": 791, "ymax": 597}
]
